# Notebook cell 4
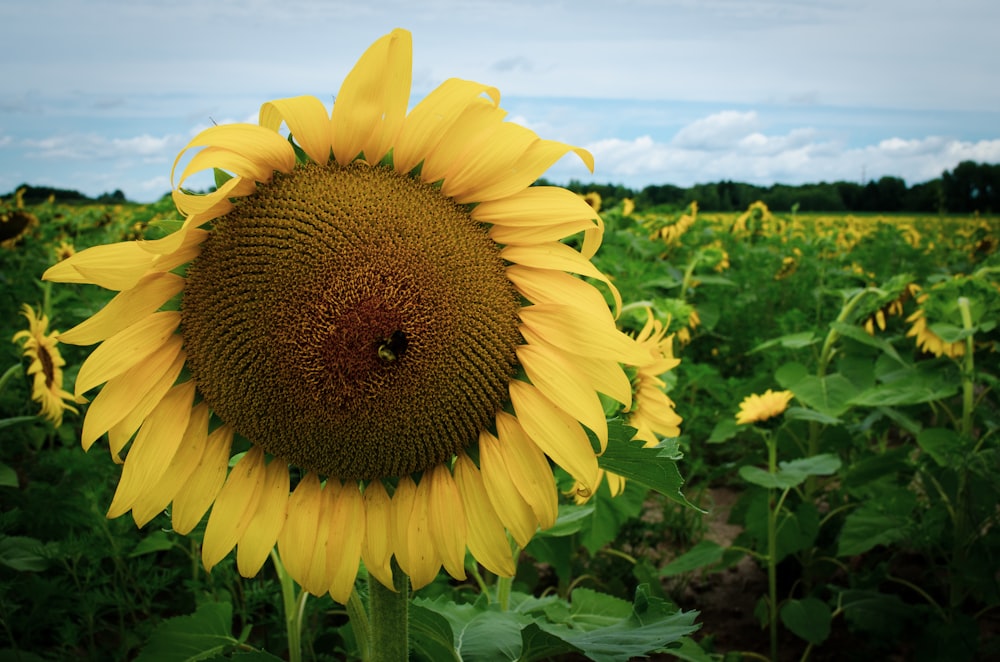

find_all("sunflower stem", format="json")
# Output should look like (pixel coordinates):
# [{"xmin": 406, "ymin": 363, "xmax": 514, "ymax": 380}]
[
  {"xmin": 369, "ymin": 560, "xmax": 410, "ymax": 662},
  {"xmin": 271, "ymin": 549, "xmax": 304, "ymax": 662},
  {"xmin": 346, "ymin": 588, "xmax": 371, "ymax": 661}
]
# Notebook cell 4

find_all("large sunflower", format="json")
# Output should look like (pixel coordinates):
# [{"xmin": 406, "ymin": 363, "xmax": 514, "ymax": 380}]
[
  {"xmin": 43, "ymin": 29, "xmax": 649, "ymax": 602},
  {"xmin": 12, "ymin": 304, "xmax": 80, "ymax": 427}
]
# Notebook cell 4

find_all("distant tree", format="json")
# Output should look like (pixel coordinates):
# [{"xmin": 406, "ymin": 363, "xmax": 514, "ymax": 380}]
[
  {"xmin": 96, "ymin": 189, "xmax": 128, "ymax": 204},
  {"xmin": 942, "ymin": 161, "xmax": 1000, "ymax": 213}
]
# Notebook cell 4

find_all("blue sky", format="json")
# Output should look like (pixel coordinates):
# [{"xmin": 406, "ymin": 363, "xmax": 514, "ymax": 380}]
[{"xmin": 2, "ymin": 0, "xmax": 998, "ymax": 202}]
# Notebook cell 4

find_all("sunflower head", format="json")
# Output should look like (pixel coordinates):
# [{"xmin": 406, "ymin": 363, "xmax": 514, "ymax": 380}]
[
  {"xmin": 42, "ymin": 29, "xmax": 656, "ymax": 601},
  {"xmin": 735, "ymin": 389, "xmax": 794, "ymax": 426},
  {"xmin": 905, "ymin": 273, "xmax": 1000, "ymax": 358},
  {"xmin": 11, "ymin": 304, "xmax": 81, "ymax": 427}
]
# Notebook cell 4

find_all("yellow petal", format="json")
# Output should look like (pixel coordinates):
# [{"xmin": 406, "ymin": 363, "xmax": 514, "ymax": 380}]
[
  {"xmin": 405, "ymin": 477, "xmax": 442, "ymax": 590},
  {"xmin": 361, "ymin": 480, "xmax": 395, "ymax": 590},
  {"xmin": 418, "ymin": 98, "xmax": 507, "ymax": 185},
  {"xmin": 394, "ymin": 78, "xmax": 500, "ymax": 175},
  {"xmin": 331, "ymin": 28, "xmax": 412, "ymax": 165},
  {"xmin": 478, "ymin": 430, "xmax": 537, "ymax": 547},
  {"xmin": 202, "ymin": 446, "xmax": 267, "ymax": 572},
  {"xmin": 517, "ymin": 343, "xmax": 607, "ymax": 449},
  {"xmin": 130, "ymin": 402, "xmax": 210, "ymax": 527},
  {"xmin": 453, "ymin": 138, "xmax": 593, "ymax": 204},
  {"xmin": 502, "ymin": 243, "xmax": 622, "ymax": 315},
  {"xmin": 452, "ymin": 454, "xmax": 515, "ymax": 577},
  {"xmin": 505, "ymin": 265, "xmax": 612, "ymax": 318},
  {"xmin": 440, "ymin": 122, "xmax": 537, "ymax": 201},
  {"xmin": 494, "ymin": 412, "xmax": 558, "ymax": 529},
  {"xmin": 81, "ymin": 335, "xmax": 183, "ymax": 450},
  {"xmin": 75, "ymin": 311, "xmax": 180, "ymax": 396},
  {"xmin": 236, "ymin": 458, "xmax": 290, "ymax": 578},
  {"xmin": 259, "ymin": 95, "xmax": 333, "ymax": 165},
  {"xmin": 509, "ymin": 380, "xmax": 599, "ymax": 492},
  {"xmin": 425, "ymin": 464, "xmax": 466, "ymax": 580},
  {"xmin": 171, "ymin": 423, "xmax": 233, "ymax": 535},
  {"xmin": 519, "ymin": 304, "xmax": 646, "ymax": 364},
  {"xmin": 172, "ymin": 123, "xmax": 296, "ymax": 191},
  {"xmin": 42, "ymin": 241, "xmax": 156, "ymax": 289},
  {"xmin": 326, "ymin": 482, "xmax": 365, "ymax": 604},
  {"xmin": 276, "ymin": 473, "xmax": 322, "ymax": 586},
  {"xmin": 106, "ymin": 349, "xmax": 187, "ymax": 459},
  {"xmin": 106, "ymin": 381, "xmax": 196, "ymax": 519},
  {"xmin": 472, "ymin": 186, "xmax": 599, "ymax": 227},
  {"xmin": 302, "ymin": 480, "xmax": 337, "ymax": 596},
  {"xmin": 59, "ymin": 272, "xmax": 185, "ymax": 346},
  {"xmin": 390, "ymin": 476, "xmax": 416, "ymax": 574},
  {"xmin": 489, "ymin": 218, "xmax": 597, "ymax": 246}
]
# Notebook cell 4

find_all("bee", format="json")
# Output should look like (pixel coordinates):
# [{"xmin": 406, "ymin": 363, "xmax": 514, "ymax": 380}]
[{"xmin": 376, "ymin": 330, "xmax": 408, "ymax": 363}]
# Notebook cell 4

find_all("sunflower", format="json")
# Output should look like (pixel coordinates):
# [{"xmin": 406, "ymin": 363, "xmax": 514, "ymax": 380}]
[
  {"xmin": 735, "ymin": 389, "xmax": 794, "ymax": 426},
  {"xmin": 11, "ymin": 304, "xmax": 80, "ymax": 427},
  {"xmin": 43, "ymin": 29, "xmax": 650, "ymax": 602},
  {"xmin": 54, "ymin": 240, "xmax": 77, "ymax": 262},
  {"xmin": 575, "ymin": 310, "xmax": 682, "ymax": 502}
]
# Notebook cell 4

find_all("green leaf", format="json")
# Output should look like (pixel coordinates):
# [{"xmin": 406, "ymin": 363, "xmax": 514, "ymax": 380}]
[
  {"xmin": 707, "ymin": 418, "xmax": 739, "ymax": 443},
  {"xmin": 0, "ymin": 416, "xmax": 37, "ymax": 430},
  {"xmin": 580, "ymin": 480, "xmax": 647, "ymax": 555},
  {"xmin": 780, "ymin": 598, "xmax": 831, "ymax": 645},
  {"xmin": 412, "ymin": 596, "xmax": 529, "ymax": 662},
  {"xmin": 213, "ymin": 168, "xmax": 233, "ymax": 189},
  {"xmin": 135, "ymin": 602, "xmax": 240, "ymax": 662},
  {"xmin": 837, "ymin": 495, "xmax": 915, "ymax": 557},
  {"xmin": 130, "ymin": 530, "xmax": 176, "ymax": 557},
  {"xmin": 848, "ymin": 383, "xmax": 959, "ymax": 407},
  {"xmin": 535, "ymin": 585, "xmax": 699, "ymax": 662},
  {"xmin": 750, "ymin": 332, "xmax": 819, "ymax": 353},
  {"xmin": 659, "ymin": 540, "xmax": 725, "ymax": 577},
  {"xmin": 409, "ymin": 602, "xmax": 460, "ymax": 662},
  {"xmin": 783, "ymin": 373, "xmax": 857, "ymax": 417},
  {"xmin": 534, "ymin": 503, "xmax": 595, "ymax": 538},
  {"xmin": 830, "ymin": 321, "xmax": 905, "ymax": 364},
  {"xmin": 597, "ymin": 431, "xmax": 697, "ymax": 510},
  {"xmin": 739, "ymin": 454, "xmax": 841, "ymax": 490},
  {"xmin": 782, "ymin": 406, "xmax": 841, "ymax": 425},
  {"xmin": 917, "ymin": 427, "xmax": 969, "ymax": 468},
  {"xmin": 518, "ymin": 623, "xmax": 584, "ymax": 661},
  {"xmin": 0, "ymin": 462, "xmax": 17, "ymax": 488},
  {"xmin": 0, "ymin": 535, "xmax": 52, "ymax": 572}
]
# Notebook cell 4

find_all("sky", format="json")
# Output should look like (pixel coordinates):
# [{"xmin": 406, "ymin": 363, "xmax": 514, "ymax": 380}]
[{"xmin": 2, "ymin": 0, "xmax": 999, "ymax": 203}]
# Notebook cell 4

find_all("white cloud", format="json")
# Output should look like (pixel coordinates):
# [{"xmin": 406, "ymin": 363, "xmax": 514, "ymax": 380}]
[
  {"xmin": 23, "ymin": 132, "xmax": 180, "ymax": 163},
  {"xmin": 573, "ymin": 114, "xmax": 1000, "ymax": 187}
]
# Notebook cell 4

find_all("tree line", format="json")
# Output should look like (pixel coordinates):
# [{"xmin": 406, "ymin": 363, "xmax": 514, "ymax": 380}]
[{"xmin": 558, "ymin": 160, "xmax": 1000, "ymax": 214}]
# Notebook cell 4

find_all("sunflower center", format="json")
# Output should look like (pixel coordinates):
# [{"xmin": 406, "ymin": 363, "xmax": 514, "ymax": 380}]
[{"xmin": 181, "ymin": 162, "xmax": 521, "ymax": 480}]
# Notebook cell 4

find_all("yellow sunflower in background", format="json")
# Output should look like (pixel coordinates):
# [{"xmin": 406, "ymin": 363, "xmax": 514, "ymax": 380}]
[
  {"xmin": 43, "ymin": 29, "xmax": 650, "ymax": 602},
  {"xmin": 12, "ymin": 305, "xmax": 81, "ymax": 427},
  {"xmin": 736, "ymin": 389, "xmax": 794, "ymax": 426},
  {"xmin": 576, "ymin": 311, "xmax": 682, "ymax": 502},
  {"xmin": 54, "ymin": 240, "xmax": 76, "ymax": 262}
]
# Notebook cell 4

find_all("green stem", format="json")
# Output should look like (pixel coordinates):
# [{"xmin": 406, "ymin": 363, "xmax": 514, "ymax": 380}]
[
  {"xmin": 952, "ymin": 297, "xmax": 976, "ymax": 606},
  {"xmin": 369, "ymin": 561, "xmax": 410, "ymax": 662},
  {"xmin": 766, "ymin": 430, "xmax": 779, "ymax": 662},
  {"xmin": 271, "ymin": 549, "xmax": 304, "ymax": 662},
  {"xmin": 347, "ymin": 589, "xmax": 371, "ymax": 661},
  {"xmin": 496, "ymin": 574, "xmax": 513, "ymax": 612}
]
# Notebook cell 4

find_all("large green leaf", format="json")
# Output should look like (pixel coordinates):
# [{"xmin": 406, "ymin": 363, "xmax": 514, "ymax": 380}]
[
  {"xmin": 409, "ymin": 601, "xmax": 461, "ymax": 662},
  {"xmin": 659, "ymin": 540, "xmax": 725, "ymax": 577},
  {"xmin": 0, "ymin": 536, "xmax": 53, "ymax": 572},
  {"xmin": 0, "ymin": 462, "xmax": 17, "ymax": 488},
  {"xmin": 917, "ymin": 427, "xmax": 970, "ymax": 468},
  {"xmin": 135, "ymin": 602, "xmax": 243, "ymax": 662},
  {"xmin": 412, "ymin": 596, "xmax": 527, "ymax": 662},
  {"xmin": 780, "ymin": 598, "xmax": 831, "ymax": 645},
  {"xmin": 580, "ymin": 480, "xmax": 647, "ymax": 555},
  {"xmin": 597, "ymin": 425, "xmax": 696, "ymax": 510},
  {"xmin": 783, "ymin": 373, "xmax": 857, "ymax": 417},
  {"xmin": 837, "ymin": 490, "xmax": 916, "ymax": 557},
  {"xmin": 830, "ymin": 321, "xmax": 905, "ymax": 364}
]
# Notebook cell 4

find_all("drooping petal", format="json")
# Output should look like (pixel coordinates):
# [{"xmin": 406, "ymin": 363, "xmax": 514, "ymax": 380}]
[
  {"xmin": 478, "ymin": 429, "xmax": 538, "ymax": 547},
  {"xmin": 516, "ymin": 343, "xmax": 608, "ymax": 448},
  {"xmin": 202, "ymin": 446, "xmax": 267, "ymax": 572},
  {"xmin": 473, "ymin": 186, "xmax": 599, "ymax": 227},
  {"xmin": 81, "ymin": 335, "xmax": 183, "ymax": 450},
  {"xmin": 303, "ymin": 480, "xmax": 337, "ymax": 596},
  {"xmin": 505, "ymin": 265, "xmax": 613, "ymax": 318},
  {"xmin": 106, "ymin": 381, "xmax": 196, "ymax": 518},
  {"xmin": 171, "ymin": 424, "xmax": 233, "ymax": 535},
  {"xmin": 488, "ymin": 218, "xmax": 596, "ymax": 246},
  {"xmin": 326, "ymin": 482, "xmax": 365, "ymax": 604},
  {"xmin": 259, "ymin": 95, "xmax": 334, "ymax": 164},
  {"xmin": 277, "ymin": 473, "xmax": 323, "ymax": 586},
  {"xmin": 394, "ymin": 78, "xmax": 500, "ymax": 175},
  {"xmin": 129, "ymin": 402, "xmax": 210, "ymax": 527},
  {"xmin": 361, "ymin": 480, "xmax": 395, "ymax": 589},
  {"xmin": 494, "ymin": 412, "xmax": 559, "ymax": 529},
  {"xmin": 390, "ymin": 476, "xmax": 416, "ymax": 574},
  {"xmin": 331, "ymin": 28, "xmax": 412, "ymax": 165},
  {"xmin": 42, "ymin": 241, "xmax": 158, "ymax": 289},
  {"xmin": 509, "ymin": 380, "xmax": 599, "ymax": 492},
  {"xmin": 404, "ymin": 476, "xmax": 442, "ymax": 590},
  {"xmin": 74, "ymin": 311, "xmax": 181, "ymax": 396},
  {"xmin": 425, "ymin": 463, "xmax": 467, "ymax": 580},
  {"xmin": 236, "ymin": 458, "xmax": 290, "ymax": 577},
  {"xmin": 172, "ymin": 123, "xmax": 296, "ymax": 190},
  {"xmin": 452, "ymin": 454, "xmax": 515, "ymax": 577},
  {"xmin": 59, "ymin": 272, "xmax": 185, "ymax": 346}
]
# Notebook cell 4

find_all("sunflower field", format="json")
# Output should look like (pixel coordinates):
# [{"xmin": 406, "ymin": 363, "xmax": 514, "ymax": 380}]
[{"xmin": 2, "ymin": 180, "xmax": 997, "ymax": 662}]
